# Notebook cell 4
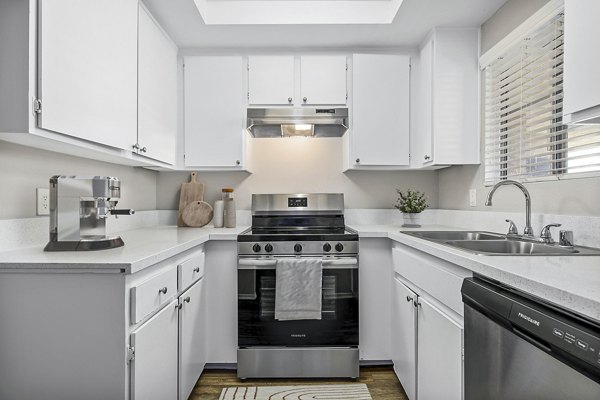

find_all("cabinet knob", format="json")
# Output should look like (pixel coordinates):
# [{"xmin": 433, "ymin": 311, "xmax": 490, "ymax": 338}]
[
  {"xmin": 288, "ymin": 97, "xmax": 293, "ymax": 103},
  {"xmin": 193, "ymin": 267, "xmax": 200, "ymax": 273},
  {"xmin": 184, "ymin": 296, "xmax": 191, "ymax": 303},
  {"xmin": 406, "ymin": 295, "xmax": 413, "ymax": 303},
  {"xmin": 132, "ymin": 143, "xmax": 140, "ymax": 151},
  {"xmin": 424, "ymin": 155, "xmax": 431, "ymax": 161},
  {"xmin": 158, "ymin": 287, "xmax": 168, "ymax": 295},
  {"xmin": 141, "ymin": 147, "xmax": 147, "ymax": 153},
  {"xmin": 176, "ymin": 303, "xmax": 183, "ymax": 310},
  {"xmin": 236, "ymin": 160, "xmax": 241, "ymax": 165},
  {"xmin": 303, "ymin": 97, "xmax": 307, "ymax": 103},
  {"xmin": 355, "ymin": 158, "xmax": 360, "ymax": 164},
  {"xmin": 414, "ymin": 301, "xmax": 422, "ymax": 308}
]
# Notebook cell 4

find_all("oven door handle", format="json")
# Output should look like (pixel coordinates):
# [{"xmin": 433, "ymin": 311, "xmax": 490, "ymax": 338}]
[{"xmin": 238, "ymin": 258, "xmax": 358, "ymax": 270}]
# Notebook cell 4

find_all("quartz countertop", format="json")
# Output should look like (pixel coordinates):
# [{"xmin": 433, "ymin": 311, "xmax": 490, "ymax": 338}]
[
  {"xmin": 348, "ymin": 224, "xmax": 600, "ymax": 323},
  {"xmin": 0, "ymin": 225, "xmax": 249, "ymax": 274}
]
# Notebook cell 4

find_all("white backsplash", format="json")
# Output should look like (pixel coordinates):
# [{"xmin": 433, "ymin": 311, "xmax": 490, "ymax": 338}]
[{"xmin": 1, "ymin": 208, "xmax": 598, "ymax": 251}]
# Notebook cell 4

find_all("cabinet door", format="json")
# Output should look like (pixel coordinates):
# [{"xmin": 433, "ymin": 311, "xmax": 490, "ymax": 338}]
[
  {"xmin": 352, "ymin": 54, "xmax": 410, "ymax": 166},
  {"xmin": 300, "ymin": 56, "xmax": 347, "ymax": 105},
  {"xmin": 131, "ymin": 300, "xmax": 178, "ymax": 400},
  {"xmin": 179, "ymin": 279, "xmax": 206, "ymax": 400},
  {"xmin": 417, "ymin": 39, "xmax": 434, "ymax": 166},
  {"xmin": 392, "ymin": 277, "xmax": 417, "ymax": 400},
  {"xmin": 417, "ymin": 296, "xmax": 463, "ymax": 400},
  {"xmin": 184, "ymin": 56, "xmax": 245, "ymax": 168},
  {"xmin": 38, "ymin": 0, "xmax": 138, "ymax": 151},
  {"xmin": 248, "ymin": 56, "xmax": 295, "ymax": 105},
  {"xmin": 564, "ymin": 0, "xmax": 600, "ymax": 118},
  {"xmin": 138, "ymin": 5, "xmax": 177, "ymax": 165}
]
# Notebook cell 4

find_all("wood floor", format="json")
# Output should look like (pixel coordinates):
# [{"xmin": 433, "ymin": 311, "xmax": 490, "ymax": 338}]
[{"xmin": 188, "ymin": 366, "xmax": 408, "ymax": 400}]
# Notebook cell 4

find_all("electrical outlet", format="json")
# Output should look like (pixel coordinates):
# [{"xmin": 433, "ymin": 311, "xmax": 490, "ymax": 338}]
[
  {"xmin": 37, "ymin": 188, "xmax": 50, "ymax": 216},
  {"xmin": 469, "ymin": 189, "xmax": 477, "ymax": 207}
]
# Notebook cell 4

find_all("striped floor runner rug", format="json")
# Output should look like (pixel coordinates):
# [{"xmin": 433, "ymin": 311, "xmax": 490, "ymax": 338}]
[{"xmin": 219, "ymin": 384, "xmax": 372, "ymax": 400}]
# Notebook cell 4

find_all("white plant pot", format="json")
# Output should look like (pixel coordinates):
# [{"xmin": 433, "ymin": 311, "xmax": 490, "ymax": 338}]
[{"xmin": 402, "ymin": 212, "xmax": 422, "ymax": 228}]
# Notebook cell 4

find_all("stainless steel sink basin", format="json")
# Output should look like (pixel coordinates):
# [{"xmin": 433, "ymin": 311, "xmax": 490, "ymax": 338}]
[
  {"xmin": 444, "ymin": 240, "xmax": 580, "ymax": 255},
  {"xmin": 405, "ymin": 231, "xmax": 505, "ymax": 241},
  {"xmin": 401, "ymin": 230, "xmax": 600, "ymax": 256}
]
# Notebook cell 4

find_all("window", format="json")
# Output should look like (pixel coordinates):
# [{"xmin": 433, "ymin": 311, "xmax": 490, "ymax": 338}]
[{"xmin": 484, "ymin": 13, "xmax": 600, "ymax": 184}]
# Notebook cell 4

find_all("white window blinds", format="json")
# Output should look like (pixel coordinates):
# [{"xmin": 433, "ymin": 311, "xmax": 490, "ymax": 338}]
[{"xmin": 484, "ymin": 13, "xmax": 600, "ymax": 184}]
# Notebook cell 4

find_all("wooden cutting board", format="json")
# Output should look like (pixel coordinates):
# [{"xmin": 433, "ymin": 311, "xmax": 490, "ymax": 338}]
[
  {"xmin": 181, "ymin": 201, "xmax": 214, "ymax": 227},
  {"xmin": 177, "ymin": 172, "xmax": 205, "ymax": 227}
]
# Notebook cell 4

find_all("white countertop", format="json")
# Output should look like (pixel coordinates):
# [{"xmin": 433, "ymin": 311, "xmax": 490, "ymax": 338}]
[
  {"xmin": 0, "ymin": 225, "xmax": 249, "ymax": 274},
  {"xmin": 349, "ymin": 224, "xmax": 600, "ymax": 323}
]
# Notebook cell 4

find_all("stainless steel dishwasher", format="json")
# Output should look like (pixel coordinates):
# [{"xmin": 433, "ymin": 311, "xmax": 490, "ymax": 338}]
[{"xmin": 461, "ymin": 277, "xmax": 600, "ymax": 400}]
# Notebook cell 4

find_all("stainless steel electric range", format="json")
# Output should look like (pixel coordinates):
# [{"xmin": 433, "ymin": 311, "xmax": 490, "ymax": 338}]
[{"xmin": 237, "ymin": 193, "xmax": 359, "ymax": 379}]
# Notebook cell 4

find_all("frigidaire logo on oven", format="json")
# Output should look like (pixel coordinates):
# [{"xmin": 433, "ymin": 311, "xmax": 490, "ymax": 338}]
[
  {"xmin": 291, "ymin": 334, "xmax": 307, "ymax": 338},
  {"xmin": 518, "ymin": 312, "xmax": 540, "ymax": 326}
]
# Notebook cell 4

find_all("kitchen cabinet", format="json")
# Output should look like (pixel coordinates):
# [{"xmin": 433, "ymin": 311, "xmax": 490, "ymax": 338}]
[
  {"xmin": 300, "ymin": 55, "xmax": 347, "ymax": 105},
  {"xmin": 413, "ymin": 28, "xmax": 479, "ymax": 168},
  {"xmin": 392, "ymin": 277, "xmax": 417, "ymax": 400},
  {"xmin": 248, "ymin": 55, "xmax": 296, "ymax": 105},
  {"xmin": 417, "ymin": 296, "xmax": 463, "ymax": 400},
  {"xmin": 563, "ymin": 0, "xmax": 600, "ymax": 124},
  {"xmin": 391, "ymin": 244, "xmax": 470, "ymax": 400},
  {"xmin": 137, "ymin": 4, "xmax": 177, "ymax": 165},
  {"xmin": 359, "ymin": 238, "xmax": 392, "ymax": 361},
  {"xmin": 345, "ymin": 54, "xmax": 410, "ymax": 169},
  {"xmin": 184, "ymin": 56, "xmax": 251, "ymax": 170},
  {"xmin": 178, "ymin": 278, "xmax": 207, "ymax": 400},
  {"xmin": 130, "ymin": 299, "xmax": 179, "ymax": 400},
  {"xmin": 37, "ymin": 0, "xmax": 138, "ymax": 151}
]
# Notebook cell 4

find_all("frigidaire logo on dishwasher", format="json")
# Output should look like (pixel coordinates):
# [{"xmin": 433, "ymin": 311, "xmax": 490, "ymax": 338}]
[
  {"xmin": 518, "ymin": 312, "xmax": 540, "ymax": 326},
  {"xmin": 291, "ymin": 334, "xmax": 307, "ymax": 338}
]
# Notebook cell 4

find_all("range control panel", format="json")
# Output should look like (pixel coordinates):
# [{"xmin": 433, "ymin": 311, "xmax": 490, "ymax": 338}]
[
  {"xmin": 288, "ymin": 197, "xmax": 308, "ymax": 208},
  {"xmin": 509, "ymin": 303, "xmax": 600, "ymax": 369}
]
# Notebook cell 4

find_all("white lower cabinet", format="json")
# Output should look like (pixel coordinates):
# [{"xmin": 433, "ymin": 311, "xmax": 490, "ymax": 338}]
[
  {"xmin": 130, "ymin": 299, "xmax": 179, "ymax": 400},
  {"xmin": 391, "ymin": 244, "xmax": 469, "ymax": 400},
  {"xmin": 392, "ymin": 277, "xmax": 417, "ymax": 400},
  {"xmin": 178, "ymin": 278, "xmax": 207, "ymax": 400}
]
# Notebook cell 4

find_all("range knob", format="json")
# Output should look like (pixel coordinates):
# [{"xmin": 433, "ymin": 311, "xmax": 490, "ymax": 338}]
[
  {"xmin": 265, "ymin": 244, "xmax": 273, "ymax": 253},
  {"xmin": 335, "ymin": 243, "xmax": 344, "ymax": 252},
  {"xmin": 323, "ymin": 243, "xmax": 332, "ymax": 252},
  {"xmin": 294, "ymin": 244, "xmax": 303, "ymax": 253},
  {"xmin": 252, "ymin": 244, "xmax": 261, "ymax": 253}
]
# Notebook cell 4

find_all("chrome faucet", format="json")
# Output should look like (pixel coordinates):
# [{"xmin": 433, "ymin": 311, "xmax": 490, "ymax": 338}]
[{"xmin": 485, "ymin": 180, "xmax": 534, "ymax": 237}]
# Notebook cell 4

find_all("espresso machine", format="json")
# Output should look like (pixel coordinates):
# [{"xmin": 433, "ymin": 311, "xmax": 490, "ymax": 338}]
[{"xmin": 44, "ymin": 176, "xmax": 135, "ymax": 251}]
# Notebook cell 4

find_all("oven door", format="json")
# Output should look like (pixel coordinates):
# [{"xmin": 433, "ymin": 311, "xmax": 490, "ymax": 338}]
[{"xmin": 238, "ymin": 257, "xmax": 359, "ymax": 347}]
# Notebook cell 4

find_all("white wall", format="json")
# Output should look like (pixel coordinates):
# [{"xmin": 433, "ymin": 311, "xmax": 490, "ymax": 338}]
[
  {"xmin": 157, "ymin": 138, "xmax": 439, "ymax": 211},
  {"xmin": 0, "ymin": 142, "xmax": 157, "ymax": 219},
  {"xmin": 437, "ymin": 0, "xmax": 600, "ymax": 217}
]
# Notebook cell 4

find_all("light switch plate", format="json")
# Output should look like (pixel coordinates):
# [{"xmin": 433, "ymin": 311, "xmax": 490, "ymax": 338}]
[
  {"xmin": 37, "ymin": 188, "xmax": 50, "ymax": 216},
  {"xmin": 469, "ymin": 189, "xmax": 477, "ymax": 207}
]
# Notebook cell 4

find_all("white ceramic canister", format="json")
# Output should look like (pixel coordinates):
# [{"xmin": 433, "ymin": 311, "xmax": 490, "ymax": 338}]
[{"xmin": 213, "ymin": 200, "xmax": 224, "ymax": 228}]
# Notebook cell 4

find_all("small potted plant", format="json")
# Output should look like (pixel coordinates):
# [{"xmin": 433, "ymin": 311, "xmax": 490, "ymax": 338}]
[{"xmin": 395, "ymin": 189, "xmax": 429, "ymax": 227}]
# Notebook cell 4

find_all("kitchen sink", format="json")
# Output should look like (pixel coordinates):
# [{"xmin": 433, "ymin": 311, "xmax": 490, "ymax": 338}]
[
  {"xmin": 405, "ymin": 231, "xmax": 505, "ymax": 241},
  {"xmin": 402, "ymin": 230, "xmax": 600, "ymax": 256}
]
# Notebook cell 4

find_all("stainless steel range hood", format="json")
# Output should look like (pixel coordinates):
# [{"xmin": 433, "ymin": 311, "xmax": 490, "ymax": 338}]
[{"xmin": 247, "ymin": 108, "xmax": 349, "ymax": 138}]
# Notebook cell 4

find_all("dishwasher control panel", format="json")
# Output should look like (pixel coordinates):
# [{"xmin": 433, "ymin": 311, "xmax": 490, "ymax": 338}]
[{"xmin": 509, "ymin": 303, "xmax": 600, "ymax": 369}]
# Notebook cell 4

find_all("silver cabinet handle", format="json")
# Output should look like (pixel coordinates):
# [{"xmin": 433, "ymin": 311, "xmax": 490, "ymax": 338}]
[
  {"xmin": 141, "ymin": 147, "xmax": 147, "ymax": 153},
  {"xmin": 184, "ymin": 296, "xmax": 191, "ymax": 303},
  {"xmin": 176, "ymin": 303, "xmax": 182, "ymax": 310},
  {"xmin": 424, "ymin": 155, "xmax": 431, "ymax": 160},
  {"xmin": 236, "ymin": 160, "xmax": 241, "ymax": 165},
  {"xmin": 288, "ymin": 97, "xmax": 293, "ymax": 103},
  {"xmin": 406, "ymin": 296, "xmax": 413, "ymax": 303},
  {"xmin": 355, "ymin": 158, "xmax": 360, "ymax": 164},
  {"xmin": 158, "ymin": 287, "xmax": 168, "ymax": 295},
  {"xmin": 193, "ymin": 267, "xmax": 200, "ymax": 273},
  {"xmin": 303, "ymin": 97, "xmax": 307, "ymax": 103}
]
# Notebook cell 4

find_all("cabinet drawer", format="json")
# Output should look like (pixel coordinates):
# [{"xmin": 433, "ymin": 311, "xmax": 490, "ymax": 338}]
[
  {"xmin": 178, "ymin": 251, "xmax": 205, "ymax": 292},
  {"xmin": 131, "ymin": 266, "xmax": 177, "ymax": 324},
  {"xmin": 392, "ymin": 246, "xmax": 471, "ymax": 316}
]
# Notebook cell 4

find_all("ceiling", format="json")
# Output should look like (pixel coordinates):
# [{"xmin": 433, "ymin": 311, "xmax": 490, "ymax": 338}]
[{"xmin": 143, "ymin": 0, "xmax": 507, "ymax": 49}]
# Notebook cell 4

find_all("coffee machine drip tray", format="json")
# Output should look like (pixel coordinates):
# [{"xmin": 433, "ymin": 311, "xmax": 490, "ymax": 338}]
[{"xmin": 44, "ymin": 235, "xmax": 125, "ymax": 251}]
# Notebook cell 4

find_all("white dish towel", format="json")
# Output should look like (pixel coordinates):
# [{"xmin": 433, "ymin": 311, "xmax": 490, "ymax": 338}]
[{"xmin": 274, "ymin": 258, "xmax": 323, "ymax": 321}]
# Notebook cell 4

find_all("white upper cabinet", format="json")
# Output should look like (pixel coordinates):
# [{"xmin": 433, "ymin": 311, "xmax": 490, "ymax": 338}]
[
  {"xmin": 347, "ymin": 54, "xmax": 410, "ymax": 169},
  {"xmin": 137, "ymin": 5, "xmax": 177, "ymax": 165},
  {"xmin": 300, "ymin": 56, "xmax": 347, "ymax": 105},
  {"xmin": 563, "ymin": 0, "xmax": 600, "ymax": 124},
  {"xmin": 37, "ymin": 0, "xmax": 138, "ymax": 151},
  {"xmin": 248, "ymin": 56, "xmax": 295, "ymax": 105},
  {"xmin": 414, "ymin": 28, "xmax": 480, "ymax": 168},
  {"xmin": 184, "ymin": 56, "xmax": 249, "ymax": 169}
]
